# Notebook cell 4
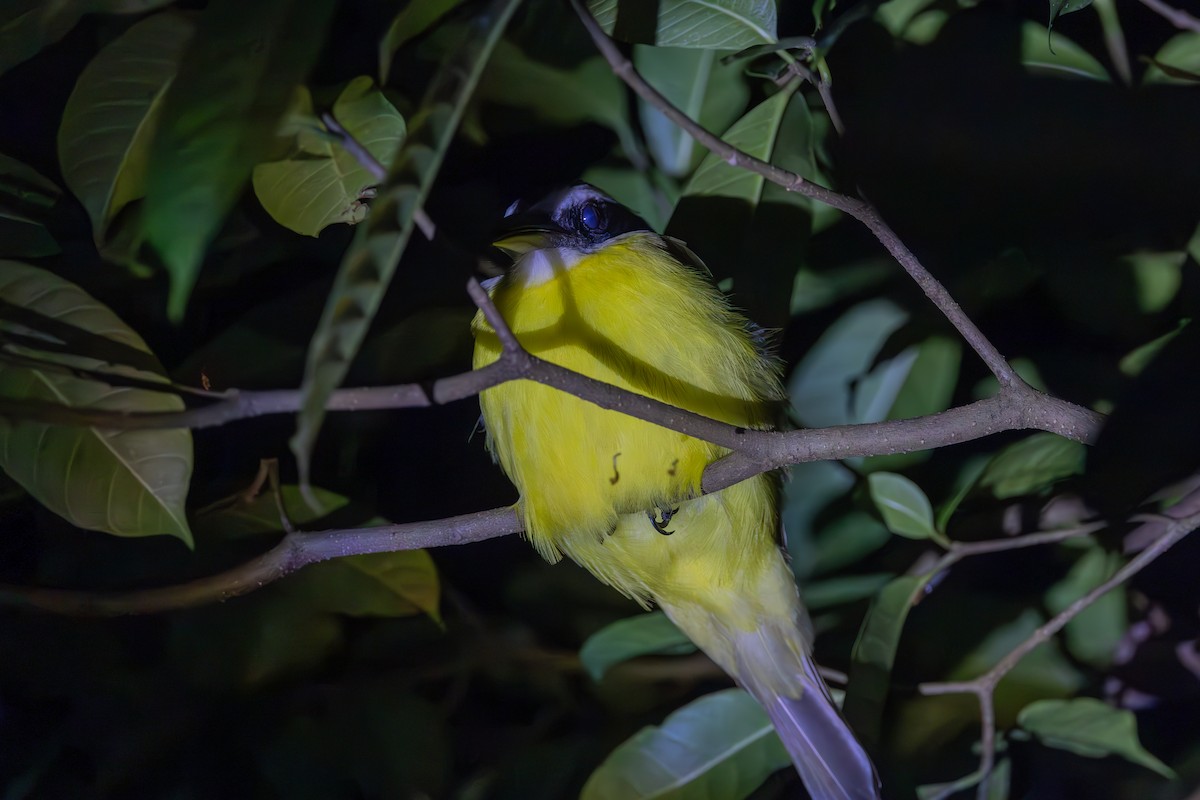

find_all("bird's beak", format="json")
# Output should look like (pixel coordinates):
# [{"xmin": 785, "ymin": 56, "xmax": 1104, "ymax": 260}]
[
  {"xmin": 492, "ymin": 229, "xmax": 552, "ymax": 257},
  {"xmin": 492, "ymin": 202, "xmax": 567, "ymax": 257}
]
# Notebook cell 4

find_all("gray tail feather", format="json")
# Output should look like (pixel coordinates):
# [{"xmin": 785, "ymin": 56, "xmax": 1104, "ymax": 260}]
[{"xmin": 744, "ymin": 663, "xmax": 881, "ymax": 800}]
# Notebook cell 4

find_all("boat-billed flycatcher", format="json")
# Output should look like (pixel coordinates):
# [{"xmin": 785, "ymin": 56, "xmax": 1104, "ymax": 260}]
[{"xmin": 471, "ymin": 184, "xmax": 880, "ymax": 800}]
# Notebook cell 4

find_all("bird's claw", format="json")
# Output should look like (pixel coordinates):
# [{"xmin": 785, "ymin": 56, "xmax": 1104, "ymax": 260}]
[{"xmin": 648, "ymin": 506, "xmax": 679, "ymax": 535}]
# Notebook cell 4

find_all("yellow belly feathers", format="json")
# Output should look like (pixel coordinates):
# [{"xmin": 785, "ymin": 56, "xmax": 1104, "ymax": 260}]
[{"xmin": 472, "ymin": 234, "xmax": 785, "ymax": 614}]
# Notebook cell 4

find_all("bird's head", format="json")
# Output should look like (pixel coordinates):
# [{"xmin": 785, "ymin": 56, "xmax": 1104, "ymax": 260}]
[{"xmin": 493, "ymin": 184, "xmax": 651, "ymax": 259}]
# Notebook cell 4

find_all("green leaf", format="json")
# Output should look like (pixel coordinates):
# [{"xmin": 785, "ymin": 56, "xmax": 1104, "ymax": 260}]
[
  {"xmin": 952, "ymin": 609, "xmax": 1084, "ymax": 700},
  {"xmin": 805, "ymin": 572, "xmax": 894, "ymax": 611},
  {"xmin": 853, "ymin": 346, "xmax": 917, "ymax": 427},
  {"xmin": 0, "ymin": 1, "xmax": 78, "ymax": 77},
  {"xmin": 290, "ymin": 0, "xmax": 522, "ymax": 497},
  {"xmin": 1045, "ymin": 545, "xmax": 1126, "ymax": 669},
  {"xmin": 887, "ymin": 337, "xmax": 961, "ymax": 422},
  {"xmin": 789, "ymin": 257, "xmax": 892, "ymax": 316},
  {"xmin": 1021, "ymin": 21, "xmax": 1110, "ymax": 81},
  {"xmin": 866, "ymin": 336, "xmax": 962, "ymax": 471},
  {"xmin": 252, "ymin": 77, "xmax": 406, "ymax": 237},
  {"xmin": 1123, "ymin": 250, "xmax": 1185, "ymax": 314},
  {"xmin": 635, "ymin": 46, "xmax": 748, "ymax": 178},
  {"xmin": 875, "ymin": 0, "xmax": 939, "ymax": 37},
  {"xmin": 987, "ymin": 757, "xmax": 1012, "ymax": 800},
  {"xmin": 845, "ymin": 574, "xmax": 932, "ymax": 741},
  {"xmin": 327, "ymin": 685, "xmax": 450, "ymax": 797},
  {"xmin": 581, "ymin": 689, "xmax": 789, "ymax": 800},
  {"xmin": 678, "ymin": 88, "xmax": 816, "ymax": 326},
  {"xmin": 579, "ymin": 612, "xmax": 697, "ymax": 682},
  {"xmin": 57, "ymin": 11, "xmax": 195, "ymax": 246},
  {"xmin": 781, "ymin": 460, "xmax": 857, "ymax": 580},
  {"xmin": 142, "ymin": 0, "xmax": 336, "ymax": 320},
  {"xmin": 290, "ymin": 552, "xmax": 442, "ymax": 624},
  {"xmin": 379, "ymin": 0, "xmax": 469, "ymax": 82},
  {"xmin": 1048, "ymin": 0, "xmax": 1093, "ymax": 29},
  {"xmin": 1, "ymin": 1, "xmax": 180, "ymax": 77},
  {"xmin": 1018, "ymin": 698, "xmax": 1175, "ymax": 779},
  {"xmin": 1119, "ymin": 320, "xmax": 1189, "ymax": 378},
  {"xmin": 476, "ymin": 39, "xmax": 634, "ymax": 153},
  {"xmin": 917, "ymin": 759, "xmax": 1011, "ymax": 800},
  {"xmin": 809, "ymin": 510, "xmax": 891, "ymax": 578},
  {"xmin": 874, "ymin": 0, "xmax": 951, "ymax": 44},
  {"xmin": 788, "ymin": 298, "xmax": 908, "ymax": 429},
  {"xmin": 0, "ymin": 261, "xmax": 193, "ymax": 544},
  {"xmin": 979, "ymin": 432, "xmax": 1085, "ymax": 499},
  {"xmin": 868, "ymin": 472, "xmax": 936, "ymax": 540},
  {"xmin": 681, "ymin": 86, "xmax": 791, "ymax": 203},
  {"xmin": 1143, "ymin": 33, "xmax": 1200, "ymax": 84},
  {"xmin": 197, "ymin": 484, "xmax": 442, "ymax": 622},
  {"xmin": 935, "ymin": 455, "xmax": 989, "ymax": 532},
  {"xmin": 587, "ymin": 0, "xmax": 776, "ymax": 48},
  {"xmin": 194, "ymin": 484, "xmax": 352, "ymax": 539},
  {"xmin": 673, "ymin": 88, "xmax": 812, "ymax": 328},
  {"xmin": 0, "ymin": 152, "xmax": 61, "ymax": 258},
  {"xmin": 169, "ymin": 592, "xmax": 341, "ymax": 688}
]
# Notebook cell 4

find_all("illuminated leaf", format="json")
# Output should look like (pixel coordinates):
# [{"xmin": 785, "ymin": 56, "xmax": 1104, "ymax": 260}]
[
  {"xmin": 1019, "ymin": 698, "xmax": 1175, "ymax": 778},
  {"xmin": 579, "ymin": 612, "xmax": 696, "ymax": 681},
  {"xmin": 868, "ymin": 472, "xmax": 936, "ymax": 540},
  {"xmin": 0, "ymin": 261, "xmax": 192, "ymax": 544},
  {"xmin": 253, "ymin": 77, "xmax": 406, "ymax": 237},
  {"xmin": 587, "ymin": 0, "xmax": 776, "ymax": 49},
  {"xmin": 57, "ymin": 11, "xmax": 195, "ymax": 245},
  {"xmin": 581, "ymin": 689, "xmax": 788, "ymax": 800},
  {"xmin": 142, "ymin": 0, "xmax": 335, "ymax": 320}
]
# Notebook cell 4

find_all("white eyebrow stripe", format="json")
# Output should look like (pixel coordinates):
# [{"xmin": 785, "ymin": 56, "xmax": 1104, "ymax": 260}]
[{"xmin": 550, "ymin": 185, "xmax": 612, "ymax": 227}]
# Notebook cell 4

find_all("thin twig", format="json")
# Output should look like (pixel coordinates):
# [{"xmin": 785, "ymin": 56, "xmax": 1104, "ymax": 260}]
[
  {"xmin": 321, "ymin": 111, "xmax": 387, "ymax": 181},
  {"xmin": 0, "ymin": 347, "xmax": 222, "ymax": 399},
  {"xmin": 0, "ymin": 279, "xmax": 1105, "ymax": 489},
  {"xmin": 1094, "ymin": 0, "xmax": 1133, "ymax": 85},
  {"xmin": 568, "ymin": 0, "xmax": 1021, "ymax": 388},
  {"xmin": 934, "ymin": 522, "xmax": 1105, "ymax": 573},
  {"xmin": 781, "ymin": 60, "xmax": 845, "ymax": 135},
  {"xmin": 920, "ymin": 508, "xmax": 1200, "ymax": 798},
  {"xmin": 0, "ymin": 507, "xmax": 521, "ymax": 616},
  {"xmin": 1138, "ymin": 0, "xmax": 1200, "ymax": 32},
  {"xmin": 468, "ymin": 276, "xmax": 523, "ymax": 354},
  {"xmin": 320, "ymin": 109, "xmax": 438, "ymax": 240}
]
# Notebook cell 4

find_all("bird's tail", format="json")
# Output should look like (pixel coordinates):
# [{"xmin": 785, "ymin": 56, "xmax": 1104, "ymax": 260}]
[
  {"xmin": 742, "ymin": 648, "xmax": 881, "ymax": 800},
  {"xmin": 662, "ymin": 597, "xmax": 881, "ymax": 800}
]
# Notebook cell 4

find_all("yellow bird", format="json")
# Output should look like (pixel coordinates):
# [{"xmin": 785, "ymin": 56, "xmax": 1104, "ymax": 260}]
[{"xmin": 472, "ymin": 184, "xmax": 880, "ymax": 800}]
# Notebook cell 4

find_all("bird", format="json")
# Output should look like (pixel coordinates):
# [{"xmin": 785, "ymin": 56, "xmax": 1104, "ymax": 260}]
[{"xmin": 471, "ymin": 184, "xmax": 881, "ymax": 800}]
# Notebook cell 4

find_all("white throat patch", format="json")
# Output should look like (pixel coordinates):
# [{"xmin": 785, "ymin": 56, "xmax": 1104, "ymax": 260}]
[{"xmin": 513, "ymin": 246, "xmax": 586, "ymax": 288}]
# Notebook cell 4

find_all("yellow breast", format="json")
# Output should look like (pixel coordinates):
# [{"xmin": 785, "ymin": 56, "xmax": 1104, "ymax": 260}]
[{"xmin": 472, "ymin": 233, "xmax": 782, "ymax": 602}]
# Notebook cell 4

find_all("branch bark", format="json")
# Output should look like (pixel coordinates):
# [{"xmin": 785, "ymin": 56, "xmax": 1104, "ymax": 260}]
[
  {"xmin": 568, "ymin": 0, "xmax": 1022, "ymax": 389},
  {"xmin": 1138, "ymin": 0, "xmax": 1200, "ymax": 32},
  {"xmin": 0, "ymin": 280, "xmax": 1105, "ymax": 616},
  {"xmin": 919, "ymin": 502, "xmax": 1200, "ymax": 799},
  {"xmin": 0, "ymin": 5, "xmax": 1111, "ymax": 625},
  {"xmin": 0, "ymin": 507, "xmax": 518, "ymax": 616}
]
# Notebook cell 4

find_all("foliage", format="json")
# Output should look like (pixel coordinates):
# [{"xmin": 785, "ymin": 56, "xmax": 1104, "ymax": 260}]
[{"xmin": 1, "ymin": 1, "xmax": 1199, "ymax": 799}]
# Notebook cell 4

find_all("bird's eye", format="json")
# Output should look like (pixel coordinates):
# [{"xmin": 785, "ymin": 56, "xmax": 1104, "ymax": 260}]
[{"xmin": 579, "ymin": 201, "xmax": 604, "ymax": 234}]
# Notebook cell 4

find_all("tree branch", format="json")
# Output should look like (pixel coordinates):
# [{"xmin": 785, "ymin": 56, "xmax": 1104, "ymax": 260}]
[
  {"xmin": 919, "ymin": 504, "xmax": 1200, "ymax": 799},
  {"xmin": 0, "ymin": 8, "xmax": 1113, "ymax": 625},
  {"xmin": 0, "ymin": 275, "xmax": 1108, "ymax": 617},
  {"xmin": 0, "ymin": 282, "xmax": 1105, "ymax": 467},
  {"xmin": 568, "ymin": 0, "xmax": 1022, "ymax": 389},
  {"xmin": 320, "ymin": 111, "xmax": 387, "ymax": 181},
  {"xmin": 1138, "ymin": 0, "xmax": 1200, "ymax": 32},
  {"xmin": 0, "ymin": 507, "xmax": 520, "ymax": 616}
]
